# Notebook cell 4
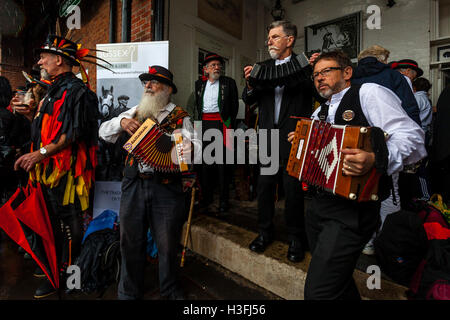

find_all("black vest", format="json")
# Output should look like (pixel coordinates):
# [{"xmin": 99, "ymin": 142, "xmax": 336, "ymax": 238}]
[{"xmin": 318, "ymin": 85, "xmax": 391, "ymax": 201}]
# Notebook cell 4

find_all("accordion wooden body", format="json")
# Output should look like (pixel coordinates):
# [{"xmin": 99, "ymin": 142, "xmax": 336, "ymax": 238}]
[
  {"xmin": 248, "ymin": 53, "xmax": 312, "ymax": 89},
  {"xmin": 286, "ymin": 118, "xmax": 380, "ymax": 202},
  {"xmin": 122, "ymin": 118, "xmax": 188, "ymax": 173}
]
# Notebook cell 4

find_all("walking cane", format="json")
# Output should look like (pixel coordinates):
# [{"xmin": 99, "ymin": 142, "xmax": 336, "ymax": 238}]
[{"xmin": 180, "ymin": 187, "xmax": 196, "ymax": 267}]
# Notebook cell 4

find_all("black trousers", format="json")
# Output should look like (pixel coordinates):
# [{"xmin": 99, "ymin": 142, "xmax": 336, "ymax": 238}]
[
  {"xmin": 200, "ymin": 119, "xmax": 231, "ymax": 206},
  {"xmin": 257, "ymin": 165, "xmax": 306, "ymax": 242},
  {"xmin": 304, "ymin": 192, "xmax": 380, "ymax": 300},
  {"xmin": 42, "ymin": 183, "xmax": 83, "ymax": 272},
  {"xmin": 118, "ymin": 175, "xmax": 185, "ymax": 299}
]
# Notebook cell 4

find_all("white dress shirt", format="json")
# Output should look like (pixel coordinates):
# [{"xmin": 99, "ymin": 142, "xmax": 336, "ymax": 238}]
[
  {"xmin": 99, "ymin": 102, "xmax": 201, "ymax": 173},
  {"xmin": 311, "ymin": 83, "xmax": 427, "ymax": 176},
  {"xmin": 274, "ymin": 55, "xmax": 291, "ymax": 125},
  {"xmin": 202, "ymin": 80, "xmax": 220, "ymax": 113},
  {"xmin": 414, "ymin": 90, "xmax": 432, "ymax": 133}
]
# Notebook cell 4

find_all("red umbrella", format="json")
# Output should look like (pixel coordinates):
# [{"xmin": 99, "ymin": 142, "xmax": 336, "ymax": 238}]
[{"xmin": 0, "ymin": 182, "xmax": 59, "ymax": 289}]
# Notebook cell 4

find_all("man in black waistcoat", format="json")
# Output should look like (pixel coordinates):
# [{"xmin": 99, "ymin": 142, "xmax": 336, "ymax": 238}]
[
  {"xmin": 297, "ymin": 50, "xmax": 426, "ymax": 299},
  {"xmin": 194, "ymin": 53, "xmax": 239, "ymax": 214},
  {"xmin": 242, "ymin": 20, "xmax": 316, "ymax": 262}
]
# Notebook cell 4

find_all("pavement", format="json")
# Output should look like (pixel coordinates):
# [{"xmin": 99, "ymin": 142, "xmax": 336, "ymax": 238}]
[{"xmin": 0, "ymin": 230, "xmax": 280, "ymax": 300}]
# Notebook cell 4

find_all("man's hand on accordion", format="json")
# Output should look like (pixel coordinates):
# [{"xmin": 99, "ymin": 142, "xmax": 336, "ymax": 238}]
[
  {"xmin": 341, "ymin": 148, "xmax": 375, "ymax": 177},
  {"xmin": 120, "ymin": 118, "xmax": 141, "ymax": 136}
]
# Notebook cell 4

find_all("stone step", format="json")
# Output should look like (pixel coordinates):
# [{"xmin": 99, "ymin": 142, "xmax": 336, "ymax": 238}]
[{"xmin": 181, "ymin": 214, "xmax": 408, "ymax": 300}]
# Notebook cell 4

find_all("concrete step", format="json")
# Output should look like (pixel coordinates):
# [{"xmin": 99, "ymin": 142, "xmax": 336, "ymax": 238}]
[{"xmin": 181, "ymin": 214, "xmax": 409, "ymax": 300}]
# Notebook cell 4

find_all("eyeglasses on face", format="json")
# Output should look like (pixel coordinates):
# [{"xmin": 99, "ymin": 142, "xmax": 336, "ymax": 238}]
[
  {"xmin": 311, "ymin": 67, "xmax": 343, "ymax": 80},
  {"xmin": 265, "ymin": 35, "xmax": 290, "ymax": 46},
  {"xmin": 141, "ymin": 79, "xmax": 160, "ymax": 87},
  {"xmin": 207, "ymin": 63, "xmax": 222, "ymax": 69}
]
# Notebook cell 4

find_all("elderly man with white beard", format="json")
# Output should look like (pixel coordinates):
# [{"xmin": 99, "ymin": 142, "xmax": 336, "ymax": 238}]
[
  {"xmin": 99, "ymin": 65, "xmax": 200, "ymax": 300},
  {"xmin": 193, "ymin": 53, "xmax": 239, "ymax": 215}
]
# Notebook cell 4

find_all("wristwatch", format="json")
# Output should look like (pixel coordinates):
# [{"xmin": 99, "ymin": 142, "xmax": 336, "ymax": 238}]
[{"xmin": 39, "ymin": 147, "xmax": 48, "ymax": 157}]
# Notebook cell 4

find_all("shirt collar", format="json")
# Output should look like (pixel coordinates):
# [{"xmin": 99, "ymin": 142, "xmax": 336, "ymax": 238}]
[
  {"xmin": 276, "ymin": 55, "xmax": 291, "ymax": 65},
  {"xmin": 328, "ymin": 86, "xmax": 351, "ymax": 105}
]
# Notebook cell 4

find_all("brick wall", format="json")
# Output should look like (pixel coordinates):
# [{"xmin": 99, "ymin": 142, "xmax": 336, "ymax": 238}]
[
  {"xmin": 131, "ymin": 0, "xmax": 152, "ymax": 42},
  {"xmin": 0, "ymin": 0, "xmax": 153, "ymax": 94}
]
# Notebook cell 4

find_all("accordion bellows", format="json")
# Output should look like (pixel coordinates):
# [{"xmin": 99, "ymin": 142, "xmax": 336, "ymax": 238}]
[
  {"xmin": 287, "ymin": 118, "xmax": 380, "ymax": 202},
  {"xmin": 123, "ymin": 118, "xmax": 188, "ymax": 173},
  {"xmin": 248, "ymin": 53, "xmax": 311, "ymax": 89}
]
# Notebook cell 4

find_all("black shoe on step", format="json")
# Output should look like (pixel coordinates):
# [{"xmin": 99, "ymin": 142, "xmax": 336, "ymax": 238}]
[
  {"xmin": 34, "ymin": 279, "xmax": 56, "ymax": 299},
  {"xmin": 249, "ymin": 234, "xmax": 273, "ymax": 253},
  {"xmin": 33, "ymin": 267, "xmax": 46, "ymax": 278},
  {"xmin": 287, "ymin": 240, "xmax": 305, "ymax": 262}
]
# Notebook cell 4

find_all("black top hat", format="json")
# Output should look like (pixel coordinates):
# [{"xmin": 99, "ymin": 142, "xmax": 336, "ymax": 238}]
[
  {"xmin": 390, "ymin": 59, "xmax": 423, "ymax": 77},
  {"xmin": 203, "ymin": 53, "xmax": 224, "ymax": 66},
  {"xmin": 37, "ymin": 35, "xmax": 82, "ymax": 66},
  {"xmin": 139, "ymin": 65, "xmax": 177, "ymax": 94}
]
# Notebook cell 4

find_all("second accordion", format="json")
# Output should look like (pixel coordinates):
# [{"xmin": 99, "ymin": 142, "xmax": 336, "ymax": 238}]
[
  {"xmin": 287, "ymin": 118, "xmax": 380, "ymax": 202},
  {"xmin": 122, "ymin": 118, "xmax": 189, "ymax": 173}
]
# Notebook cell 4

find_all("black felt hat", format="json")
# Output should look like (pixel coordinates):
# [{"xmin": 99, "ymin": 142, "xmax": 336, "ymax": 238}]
[
  {"xmin": 202, "ymin": 53, "xmax": 224, "ymax": 66},
  {"xmin": 390, "ymin": 59, "xmax": 423, "ymax": 77},
  {"xmin": 139, "ymin": 65, "xmax": 177, "ymax": 94}
]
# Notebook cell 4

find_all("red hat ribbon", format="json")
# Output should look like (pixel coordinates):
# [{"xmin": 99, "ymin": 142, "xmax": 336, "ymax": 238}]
[{"xmin": 149, "ymin": 67, "xmax": 157, "ymax": 74}]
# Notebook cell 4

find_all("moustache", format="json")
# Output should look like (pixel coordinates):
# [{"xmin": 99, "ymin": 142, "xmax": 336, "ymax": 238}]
[{"xmin": 268, "ymin": 46, "xmax": 279, "ymax": 51}]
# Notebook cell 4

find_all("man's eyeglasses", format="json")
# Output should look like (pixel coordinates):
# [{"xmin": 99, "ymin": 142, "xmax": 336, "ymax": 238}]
[
  {"xmin": 311, "ymin": 67, "xmax": 343, "ymax": 80},
  {"xmin": 207, "ymin": 63, "xmax": 222, "ymax": 69},
  {"xmin": 265, "ymin": 35, "xmax": 290, "ymax": 46},
  {"xmin": 141, "ymin": 79, "xmax": 160, "ymax": 87}
]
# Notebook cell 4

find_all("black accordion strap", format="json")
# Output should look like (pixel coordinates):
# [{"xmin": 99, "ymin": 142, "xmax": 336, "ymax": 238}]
[{"xmin": 317, "ymin": 102, "xmax": 329, "ymax": 121}]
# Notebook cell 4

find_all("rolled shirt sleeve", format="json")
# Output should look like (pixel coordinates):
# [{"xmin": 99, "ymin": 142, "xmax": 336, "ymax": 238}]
[
  {"xmin": 98, "ymin": 105, "xmax": 137, "ymax": 143},
  {"xmin": 359, "ymin": 83, "xmax": 427, "ymax": 176}
]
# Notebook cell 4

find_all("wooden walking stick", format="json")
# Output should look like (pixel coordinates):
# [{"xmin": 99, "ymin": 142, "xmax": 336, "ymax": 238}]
[{"xmin": 181, "ymin": 187, "xmax": 196, "ymax": 267}]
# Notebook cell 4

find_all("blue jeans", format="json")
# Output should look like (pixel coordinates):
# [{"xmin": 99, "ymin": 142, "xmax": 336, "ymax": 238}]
[{"xmin": 117, "ymin": 175, "xmax": 185, "ymax": 300}]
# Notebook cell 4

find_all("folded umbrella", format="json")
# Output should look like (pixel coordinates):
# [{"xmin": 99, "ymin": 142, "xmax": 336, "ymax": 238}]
[{"xmin": 0, "ymin": 182, "xmax": 59, "ymax": 289}]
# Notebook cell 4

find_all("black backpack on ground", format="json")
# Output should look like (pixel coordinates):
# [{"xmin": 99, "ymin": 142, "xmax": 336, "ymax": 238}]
[
  {"xmin": 408, "ymin": 239, "xmax": 450, "ymax": 300},
  {"xmin": 374, "ymin": 210, "xmax": 429, "ymax": 286},
  {"xmin": 74, "ymin": 228, "xmax": 121, "ymax": 293}
]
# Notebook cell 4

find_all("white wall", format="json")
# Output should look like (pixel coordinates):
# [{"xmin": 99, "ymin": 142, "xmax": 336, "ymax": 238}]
[{"xmin": 284, "ymin": 0, "xmax": 430, "ymax": 78}]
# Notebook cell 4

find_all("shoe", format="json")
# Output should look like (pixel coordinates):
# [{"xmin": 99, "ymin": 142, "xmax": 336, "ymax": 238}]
[
  {"xmin": 249, "ymin": 234, "xmax": 273, "ymax": 253},
  {"xmin": 219, "ymin": 201, "xmax": 229, "ymax": 213},
  {"xmin": 33, "ymin": 267, "xmax": 46, "ymax": 278},
  {"xmin": 362, "ymin": 242, "xmax": 375, "ymax": 255},
  {"xmin": 287, "ymin": 240, "xmax": 305, "ymax": 262},
  {"xmin": 34, "ymin": 279, "xmax": 56, "ymax": 299},
  {"xmin": 162, "ymin": 288, "xmax": 185, "ymax": 300}
]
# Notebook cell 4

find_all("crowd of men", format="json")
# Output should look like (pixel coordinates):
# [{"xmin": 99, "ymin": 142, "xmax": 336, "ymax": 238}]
[{"xmin": 0, "ymin": 19, "xmax": 448, "ymax": 300}]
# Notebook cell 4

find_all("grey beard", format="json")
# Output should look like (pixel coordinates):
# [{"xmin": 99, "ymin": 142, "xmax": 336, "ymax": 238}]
[
  {"xmin": 40, "ymin": 68, "xmax": 50, "ymax": 81},
  {"xmin": 136, "ymin": 89, "xmax": 170, "ymax": 123},
  {"xmin": 268, "ymin": 47, "xmax": 280, "ymax": 60},
  {"xmin": 209, "ymin": 72, "xmax": 220, "ymax": 81}
]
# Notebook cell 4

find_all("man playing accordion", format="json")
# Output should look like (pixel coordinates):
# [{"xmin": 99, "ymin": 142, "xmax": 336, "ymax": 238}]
[
  {"xmin": 99, "ymin": 65, "xmax": 200, "ymax": 300},
  {"xmin": 288, "ymin": 50, "xmax": 426, "ymax": 300}
]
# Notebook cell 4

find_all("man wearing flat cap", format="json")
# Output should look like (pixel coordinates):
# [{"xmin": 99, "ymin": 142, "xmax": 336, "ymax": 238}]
[
  {"xmin": 194, "ymin": 53, "xmax": 239, "ymax": 215},
  {"xmin": 99, "ymin": 65, "xmax": 201, "ymax": 300}
]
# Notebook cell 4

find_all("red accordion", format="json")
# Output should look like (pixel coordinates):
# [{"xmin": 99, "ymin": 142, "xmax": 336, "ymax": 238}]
[
  {"xmin": 122, "ymin": 118, "xmax": 189, "ymax": 173},
  {"xmin": 286, "ymin": 118, "xmax": 380, "ymax": 202}
]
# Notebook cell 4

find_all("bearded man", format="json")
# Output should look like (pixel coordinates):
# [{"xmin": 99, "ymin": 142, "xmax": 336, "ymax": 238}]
[
  {"xmin": 99, "ymin": 65, "xmax": 200, "ymax": 300},
  {"xmin": 242, "ymin": 20, "xmax": 317, "ymax": 262},
  {"xmin": 295, "ymin": 50, "xmax": 426, "ymax": 299},
  {"xmin": 193, "ymin": 53, "xmax": 239, "ymax": 215}
]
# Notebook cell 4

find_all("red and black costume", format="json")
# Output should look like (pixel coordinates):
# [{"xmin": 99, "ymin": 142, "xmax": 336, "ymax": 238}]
[{"xmin": 30, "ymin": 70, "xmax": 99, "ymax": 272}]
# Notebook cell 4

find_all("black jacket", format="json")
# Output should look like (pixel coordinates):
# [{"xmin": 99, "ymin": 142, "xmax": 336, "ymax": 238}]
[
  {"xmin": 242, "ymin": 54, "xmax": 316, "ymax": 164},
  {"xmin": 194, "ymin": 75, "xmax": 239, "ymax": 128},
  {"xmin": 351, "ymin": 57, "xmax": 421, "ymax": 125}
]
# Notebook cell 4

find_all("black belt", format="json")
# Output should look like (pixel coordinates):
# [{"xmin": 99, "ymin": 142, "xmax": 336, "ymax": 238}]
[{"xmin": 138, "ymin": 172, "xmax": 154, "ymax": 180}]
